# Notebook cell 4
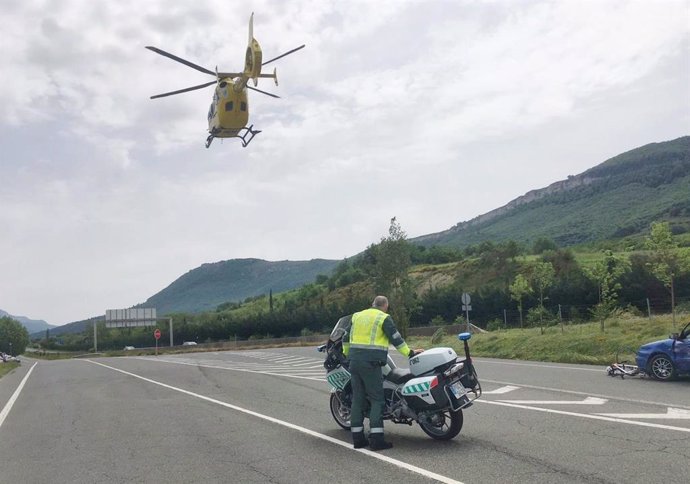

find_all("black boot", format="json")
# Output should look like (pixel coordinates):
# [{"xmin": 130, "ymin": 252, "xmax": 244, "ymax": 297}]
[
  {"xmin": 369, "ymin": 433, "xmax": 393, "ymax": 451},
  {"xmin": 352, "ymin": 431, "xmax": 369, "ymax": 449}
]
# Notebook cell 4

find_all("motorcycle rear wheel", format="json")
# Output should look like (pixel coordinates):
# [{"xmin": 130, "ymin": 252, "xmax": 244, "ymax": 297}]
[
  {"xmin": 330, "ymin": 391, "xmax": 351, "ymax": 430},
  {"xmin": 418, "ymin": 409, "xmax": 463, "ymax": 440}
]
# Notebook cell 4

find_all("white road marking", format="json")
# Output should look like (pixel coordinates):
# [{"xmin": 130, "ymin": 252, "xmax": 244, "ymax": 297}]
[
  {"xmin": 86, "ymin": 360, "xmax": 465, "ymax": 484},
  {"xmin": 477, "ymin": 400, "xmax": 690, "ymax": 433},
  {"xmin": 267, "ymin": 356, "xmax": 304, "ymax": 363},
  {"xmin": 480, "ymin": 378, "xmax": 690, "ymax": 410},
  {"xmin": 137, "ymin": 357, "xmax": 326, "ymax": 382},
  {"xmin": 135, "ymin": 354, "xmax": 690, "ymax": 435},
  {"xmin": 291, "ymin": 361, "xmax": 324, "ymax": 367},
  {"xmin": 596, "ymin": 407, "xmax": 690, "ymax": 419},
  {"xmin": 0, "ymin": 362, "xmax": 37, "ymax": 430},
  {"xmin": 475, "ymin": 358, "xmax": 602, "ymax": 372},
  {"xmin": 497, "ymin": 397, "xmax": 608, "ymax": 405},
  {"xmin": 481, "ymin": 385, "xmax": 520, "ymax": 395}
]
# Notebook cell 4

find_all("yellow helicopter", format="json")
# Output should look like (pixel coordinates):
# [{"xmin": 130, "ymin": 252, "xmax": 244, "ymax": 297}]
[{"xmin": 146, "ymin": 13, "xmax": 304, "ymax": 148}]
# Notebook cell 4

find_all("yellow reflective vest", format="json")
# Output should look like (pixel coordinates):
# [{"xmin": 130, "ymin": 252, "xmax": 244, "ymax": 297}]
[{"xmin": 343, "ymin": 308, "xmax": 411, "ymax": 363}]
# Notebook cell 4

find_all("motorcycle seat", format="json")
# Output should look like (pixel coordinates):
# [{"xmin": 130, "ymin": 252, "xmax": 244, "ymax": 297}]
[{"xmin": 385, "ymin": 368, "xmax": 415, "ymax": 385}]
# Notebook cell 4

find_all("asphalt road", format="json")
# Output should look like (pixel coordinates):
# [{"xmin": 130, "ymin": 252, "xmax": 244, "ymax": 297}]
[{"xmin": 0, "ymin": 347, "xmax": 688, "ymax": 484}]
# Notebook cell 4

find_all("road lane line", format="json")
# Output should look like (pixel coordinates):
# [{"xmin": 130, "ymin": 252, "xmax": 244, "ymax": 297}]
[
  {"xmin": 138, "ymin": 356, "xmax": 690, "ymax": 414},
  {"xmin": 597, "ymin": 407, "xmax": 690, "ymax": 419},
  {"xmin": 475, "ymin": 359, "xmax": 602, "ymax": 372},
  {"xmin": 497, "ymin": 397, "xmax": 608, "ymax": 405},
  {"xmin": 86, "ymin": 359, "xmax": 464, "ymax": 484},
  {"xmin": 0, "ymin": 362, "xmax": 37, "ymax": 430},
  {"xmin": 480, "ymin": 378, "xmax": 690, "ymax": 410},
  {"xmin": 290, "ymin": 361, "xmax": 324, "ymax": 367},
  {"xmin": 138, "ymin": 357, "xmax": 327, "ymax": 382},
  {"xmin": 481, "ymin": 385, "xmax": 520, "ymax": 395},
  {"xmin": 477, "ymin": 400, "xmax": 690, "ymax": 433}
]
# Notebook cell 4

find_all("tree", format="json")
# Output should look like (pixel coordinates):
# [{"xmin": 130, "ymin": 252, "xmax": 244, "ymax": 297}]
[
  {"xmin": 584, "ymin": 250, "xmax": 631, "ymax": 331},
  {"xmin": 645, "ymin": 221, "xmax": 690, "ymax": 327},
  {"xmin": 509, "ymin": 273, "xmax": 532, "ymax": 328},
  {"xmin": 374, "ymin": 217, "xmax": 415, "ymax": 337},
  {"xmin": 532, "ymin": 237, "xmax": 558, "ymax": 255},
  {"xmin": 528, "ymin": 261, "xmax": 556, "ymax": 334},
  {"xmin": 0, "ymin": 316, "xmax": 30, "ymax": 355}
]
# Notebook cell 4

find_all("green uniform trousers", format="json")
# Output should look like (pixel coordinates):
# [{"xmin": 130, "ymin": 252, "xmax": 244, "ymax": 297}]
[{"xmin": 349, "ymin": 359, "xmax": 385, "ymax": 434}]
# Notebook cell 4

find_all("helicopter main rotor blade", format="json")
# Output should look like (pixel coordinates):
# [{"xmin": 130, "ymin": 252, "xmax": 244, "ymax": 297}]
[
  {"xmin": 261, "ymin": 44, "xmax": 305, "ymax": 66},
  {"xmin": 145, "ymin": 46, "xmax": 216, "ymax": 76},
  {"xmin": 150, "ymin": 80, "xmax": 217, "ymax": 99},
  {"xmin": 247, "ymin": 85, "xmax": 280, "ymax": 99}
]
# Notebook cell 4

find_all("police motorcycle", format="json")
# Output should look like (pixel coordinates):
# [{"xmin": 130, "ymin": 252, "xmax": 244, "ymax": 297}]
[{"xmin": 317, "ymin": 316, "xmax": 482, "ymax": 440}]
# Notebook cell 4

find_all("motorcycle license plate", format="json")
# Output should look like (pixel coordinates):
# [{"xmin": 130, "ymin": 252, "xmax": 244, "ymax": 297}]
[{"xmin": 449, "ymin": 381, "xmax": 466, "ymax": 399}]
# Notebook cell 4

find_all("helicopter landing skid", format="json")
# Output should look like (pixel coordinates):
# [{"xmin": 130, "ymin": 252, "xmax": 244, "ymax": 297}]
[
  {"xmin": 204, "ymin": 125, "xmax": 262, "ymax": 149},
  {"xmin": 237, "ymin": 125, "xmax": 262, "ymax": 148}
]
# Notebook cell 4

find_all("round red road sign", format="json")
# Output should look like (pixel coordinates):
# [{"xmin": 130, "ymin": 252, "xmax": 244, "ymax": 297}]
[{"xmin": 154, "ymin": 328, "xmax": 161, "ymax": 340}]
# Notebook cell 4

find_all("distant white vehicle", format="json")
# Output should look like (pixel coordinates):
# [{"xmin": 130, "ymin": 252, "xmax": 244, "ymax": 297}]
[
  {"xmin": 123, "ymin": 346, "xmax": 135, "ymax": 351},
  {"xmin": 182, "ymin": 341, "xmax": 198, "ymax": 346},
  {"xmin": 1, "ymin": 352, "xmax": 20, "ymax": 363}
]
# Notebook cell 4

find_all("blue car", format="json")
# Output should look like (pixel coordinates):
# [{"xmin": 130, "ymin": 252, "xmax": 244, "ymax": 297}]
[{"xmin": 636, "ymin": 321, "xmax": 690, "ymax": 380}]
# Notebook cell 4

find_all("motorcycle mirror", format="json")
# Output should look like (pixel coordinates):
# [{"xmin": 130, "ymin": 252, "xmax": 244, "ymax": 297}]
[{"xmin": 458, "ymin": 332, "xmax": 472, "ymax": 341}]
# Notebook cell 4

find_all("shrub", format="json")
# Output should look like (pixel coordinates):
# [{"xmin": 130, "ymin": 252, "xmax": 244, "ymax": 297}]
[
  {"xmin": 526, "ymin": 306, "xmax": 556, "ymax": 327},
  {"xmin": 430, "ymin": 315, "xmax": 447, "ymax": 326},
  {"xmin": 431, "ymin": 327, "xmax": 447, "ymax": 345},
  {"xmin": 487, "ymin": 319, "xmax": 504, "ymax": 332}
]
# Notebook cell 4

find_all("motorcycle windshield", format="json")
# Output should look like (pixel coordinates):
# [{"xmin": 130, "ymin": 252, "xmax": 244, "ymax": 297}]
[{"xmin": 329, "ymin": 315, "xmax": 352, "ymax": 343}]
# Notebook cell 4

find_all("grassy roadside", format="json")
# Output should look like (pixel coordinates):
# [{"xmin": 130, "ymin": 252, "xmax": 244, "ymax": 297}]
[
  {"xmin": 407, "ymin": 314, "xmax": 686, "ymax": 366},
  {"xmin": 0, "ymin": 362, "xmax": 20, "ymax": 379},
  {"xmin": 101, "ymin": 340, "xmax": 317, "ymax": 357},
  {"xmin": 22, "ymin": 313, "xmax": 686, "ymax": 366}
]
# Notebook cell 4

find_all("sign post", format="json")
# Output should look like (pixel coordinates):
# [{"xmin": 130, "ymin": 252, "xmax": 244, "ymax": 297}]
[
  {"xmin": 101, "ymin": 307, "xmax": 174, "ymax": 351},
  {"xmin": 154, "ymin": 328, "xmax": 161, "ymax": 355},
  {"xmin": 461, "ymin": 292, "xmax": 472, "ymax": 332}
]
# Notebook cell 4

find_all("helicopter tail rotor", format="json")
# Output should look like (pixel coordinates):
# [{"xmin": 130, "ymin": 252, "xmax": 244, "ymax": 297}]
[{"xmin": 244, "ymin": 12, "xmax": 262, "ymax": 86}]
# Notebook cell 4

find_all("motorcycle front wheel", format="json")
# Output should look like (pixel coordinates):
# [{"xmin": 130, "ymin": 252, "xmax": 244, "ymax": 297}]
[
  {"xmin": 330, "ymin": 391, "xmax": 351, "ymax": 430},
  {"xmin": 418, "ymin": 409, "xmax": 463, "ymax": 440}
]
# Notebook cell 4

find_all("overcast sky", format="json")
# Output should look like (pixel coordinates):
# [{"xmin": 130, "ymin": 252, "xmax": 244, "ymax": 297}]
[{"xmin": 1, "ymin": 0, "xmax": 688, "ymax": 326}]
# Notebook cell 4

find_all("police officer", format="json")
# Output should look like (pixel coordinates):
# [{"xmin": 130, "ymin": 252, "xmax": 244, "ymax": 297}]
[{"xmin": 343, "ymin": 295, "xmax": 422, "ymax": 450}]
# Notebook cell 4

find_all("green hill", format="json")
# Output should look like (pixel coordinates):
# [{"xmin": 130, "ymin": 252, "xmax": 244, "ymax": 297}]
[
  {"xmin": 414, "ymin": 136, "xmax": 690, "ymax": 248},
  {"xmin": 136, "ymin": 258, "xmax": 339, "ymax": 315},
  {"xmin": 0, "ymin": 309, "xmax": 55, "ymax": 334},
  {"xmin": 38, "ymin": 258, "xmax": 339, "ymax": 338}
]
